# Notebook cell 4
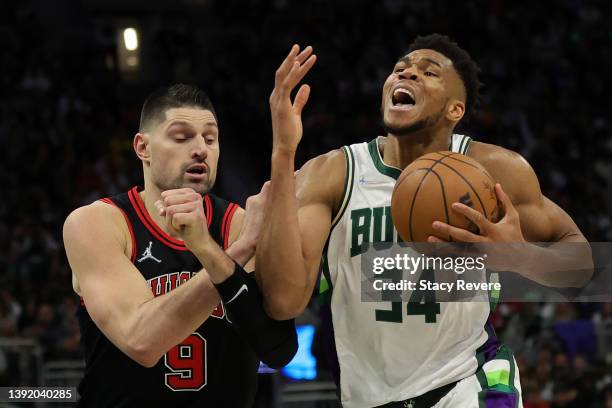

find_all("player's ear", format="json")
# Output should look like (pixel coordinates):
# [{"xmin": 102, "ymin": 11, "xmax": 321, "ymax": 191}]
[
  {"xmin": 446, "ymin": 100, "xmax": 465, "ymax": 124},
  {"xmin": 134, "ymin": 132, "xmax": 151, "ymax": 163}
]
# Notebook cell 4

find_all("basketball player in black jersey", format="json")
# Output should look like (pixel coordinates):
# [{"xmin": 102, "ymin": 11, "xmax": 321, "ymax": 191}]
[{"xmin": 63, "ymin": 84, "xmax": 296, "ymax": 407}]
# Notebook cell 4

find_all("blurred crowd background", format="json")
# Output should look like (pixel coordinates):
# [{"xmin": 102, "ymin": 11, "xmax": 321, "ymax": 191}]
[{"xmin": 0, "ymin": 0, "xmax": 611, "ymax": 407}]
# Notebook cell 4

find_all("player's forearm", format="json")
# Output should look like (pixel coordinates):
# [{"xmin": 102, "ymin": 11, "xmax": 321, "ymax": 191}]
[
  {"xmin": 256, "ymin": 150, "xmax": 310, "ymax": 319},
  {"xmin": 123, "ymin": 241, "xmax": 237, "ymax": 366},
  {"xmin": 226, "ymin": 240, "xmax": 255, "ymax": 268},
  {"xmin": 515, "ymin": 236, "xmax": 593, "ymax": 287},
  {"xmin": 126, "ymin": 272, "xmax": 219, "ymax": 366}
]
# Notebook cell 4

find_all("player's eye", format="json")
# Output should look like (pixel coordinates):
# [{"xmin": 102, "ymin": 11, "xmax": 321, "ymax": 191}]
[
  {"xmin": 174, "ymin": 133, "xmax": 192, "ymax": 142},
  {"xmin": 425, "ymin": 71, "xmax": 438, "ymax": 77}
]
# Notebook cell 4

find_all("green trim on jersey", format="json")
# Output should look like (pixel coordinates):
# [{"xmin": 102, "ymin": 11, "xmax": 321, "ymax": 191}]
[
  {"xmin": 462, "ymin": 136, "xmax": 473, "ymax": 154},
  {"xmin": 320, "ymin": 145, "xmax": 355, "ymax": 301},
  {"xmin": 321, "ymin": 254, "xmax": 333, "ymax": 292},
  {"xmin": 367, "ymin": 138, "xmax": 402, "ymax": 179},
  {"xmin": 331, "ymin": 146, "xmax": 356, "ymax": 229}
]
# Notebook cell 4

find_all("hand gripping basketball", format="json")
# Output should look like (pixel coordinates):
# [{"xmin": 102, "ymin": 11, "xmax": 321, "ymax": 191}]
[
  {"xmin": 391, "ymin": 151, "xmax": 500, "ymax": 243},
  {"xmin": 269, "ymin": 44, "xmax": 317, "ymax": 154}
]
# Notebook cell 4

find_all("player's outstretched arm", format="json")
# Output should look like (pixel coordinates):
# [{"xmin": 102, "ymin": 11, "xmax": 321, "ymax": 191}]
[
  {"xmin": 63, "ymin": 201, "xmax": 220, "ymax": 368},
  {"xmin": 205, "ymin": 182, "xmax": 299, "ymax": 368},
  {"xmin": 256, "ymin": 45, "xmax": 345, "ymax": 319}
]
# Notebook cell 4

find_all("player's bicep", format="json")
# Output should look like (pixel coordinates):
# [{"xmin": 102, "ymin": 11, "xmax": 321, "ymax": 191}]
[
  {"xmin": 63, "ymin": 205, "xmax": 154, "ymax": 349},
  {"xmin": 294, "ymin": 150, "xmax": 343, "ymax": 286},
  {"xmin": 298, "ymin": 201, "xmax": 333, "ymax": 284}
]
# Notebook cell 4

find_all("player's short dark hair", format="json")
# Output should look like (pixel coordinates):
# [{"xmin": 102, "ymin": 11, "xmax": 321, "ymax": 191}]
[
  {"xmin": 139, "ymin": 84, "xmax": 217, "ymax": 132},
  {"xmin": 406, "ymin": 34, "xmax": 482, "ymax": 120}
]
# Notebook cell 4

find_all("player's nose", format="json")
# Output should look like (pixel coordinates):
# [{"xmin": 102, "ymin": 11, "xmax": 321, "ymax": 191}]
[
  {"xmin": 191, "ymin": 135, "xmax": 209, "ymax": 160},
  {"xmin": 398, "ymin": 65, "xmax": 418, "ymax": 81}
]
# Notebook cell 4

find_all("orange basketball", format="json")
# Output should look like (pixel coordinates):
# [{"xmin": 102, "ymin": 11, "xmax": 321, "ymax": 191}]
[{"xmin": 391, "ymin": 151, "xmax": 499, "ymax": 242}]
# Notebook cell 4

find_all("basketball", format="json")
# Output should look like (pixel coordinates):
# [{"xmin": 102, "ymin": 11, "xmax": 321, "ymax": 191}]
[{"xmin": 391, "ymin": 151, "xmax": 499, "ymax": 242}]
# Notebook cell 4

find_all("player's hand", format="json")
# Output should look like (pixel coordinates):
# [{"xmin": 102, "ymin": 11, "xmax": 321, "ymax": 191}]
[
  {"xmin": 236, "ymin": 181, "xmax": 270, "ymax": 254},
  {"xmin": 269, "ymin": 44, "xmax": 317, "ymax": 154},
  {"xmin": 156, "ymin": 188, "xmax": 210, "ymax": 251},
  {"xmin": 427, "ymin": 184, "xmax": 526, "ymax": 271},
  {"xmin": 428, "ymin": 184, "xmax": 525, "ymax": 244}
]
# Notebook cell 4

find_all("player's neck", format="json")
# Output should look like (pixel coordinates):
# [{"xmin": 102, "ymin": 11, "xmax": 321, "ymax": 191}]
[
  {"xmin": 382, "ymin": 128, "xmax": 452, "ymax": 169},
  {"xmin": 138, "ymin": 183, "xmax": 170, "ymax": 235}
]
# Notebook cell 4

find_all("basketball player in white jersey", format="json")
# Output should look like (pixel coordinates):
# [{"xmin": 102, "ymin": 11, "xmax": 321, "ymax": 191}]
[{"xmin": 256, "ymin": 34, "xmax": 592, "ymax": 408}]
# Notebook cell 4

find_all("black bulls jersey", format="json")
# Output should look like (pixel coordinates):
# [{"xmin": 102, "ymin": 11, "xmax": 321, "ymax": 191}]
[{"xmin": 76, "ymin": 186, "xmax": 260, "ymax": 408}]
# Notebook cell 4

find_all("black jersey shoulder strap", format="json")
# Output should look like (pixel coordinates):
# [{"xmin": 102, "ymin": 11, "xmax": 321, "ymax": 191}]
[
  {"xmin": 98, "ymin": 193, "xmax": 138, "ymax": 262},
  {"xmin": 205, "ymin": 194, "xmax": 240, "ymax": 250}
]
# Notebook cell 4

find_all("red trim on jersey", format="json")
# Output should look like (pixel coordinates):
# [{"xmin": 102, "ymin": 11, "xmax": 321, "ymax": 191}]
[
  {"xmin": 127, "ymin": 187, "xmax": 189, "ymax": 251},
  {"xmin": 222, "ymin": 203, "xmax": 239, "ymax": 250},
  {"xmin": 98, "ymin": 197, "xmax": 137, "ymax": 262},
  {"xmin": 203, "ymin": 195, "xmax": 213, "ymax": 228}
]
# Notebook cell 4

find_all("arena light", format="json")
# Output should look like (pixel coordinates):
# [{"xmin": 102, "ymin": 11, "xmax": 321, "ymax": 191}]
[{"xmin": 123, "ymin": 28, "xmax": 138, "ymax": 51}]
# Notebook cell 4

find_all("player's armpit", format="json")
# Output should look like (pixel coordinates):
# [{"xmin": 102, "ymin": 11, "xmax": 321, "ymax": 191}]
[{"xmin": 256, "ymin": 149, "xmax": 344, "ymax": 320}]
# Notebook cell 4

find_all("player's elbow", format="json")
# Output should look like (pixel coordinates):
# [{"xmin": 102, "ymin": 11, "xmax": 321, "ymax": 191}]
[
  {"xmin": 571, "ymin": 267, "xmax": 593, "ymax": 288},
  {"xmin": 125, "ymin": 339, "xmax": 162, "ymax": 368},
  {"xmin": 265, "ymin": 297, "xmax": 307, "ymax": 320}
]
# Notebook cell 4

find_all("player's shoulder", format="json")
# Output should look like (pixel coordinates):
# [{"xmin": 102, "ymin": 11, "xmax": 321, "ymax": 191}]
[
  {"xmin": 467, "ymin": 141, "xmax": 539, "ymax": 204},
  {"xmin": 63, "ymin": 199, "xmax": 127, "ymax": 242},
  {"xmin": 297, "ymin": 149, "xmax": 346, "ymax": 208},
  {"xmin": 301, "ymin": 148, "xmax": 346, "ymax": 172},
  {"xmin": 467, "ymin": 141, "xmax": 533, "ymax": 176}
]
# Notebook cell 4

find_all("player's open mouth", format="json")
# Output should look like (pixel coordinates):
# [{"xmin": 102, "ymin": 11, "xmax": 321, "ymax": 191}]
[
  {"xmin": 390, "ymin": 87, "xmax": 416, "ymax": 111},
  {"xmin": 185, "ymin": 164, "xmax": 208, "ymax": 179}
]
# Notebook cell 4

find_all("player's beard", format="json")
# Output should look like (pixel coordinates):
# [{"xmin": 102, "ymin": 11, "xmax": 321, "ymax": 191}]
[
  {"xmin": 381, "ymin": 105, "xmax": 446, "ymax": 137},
  {"xmin": 154, "ymin": 166, "xmax": 216, "ymax": 196}
]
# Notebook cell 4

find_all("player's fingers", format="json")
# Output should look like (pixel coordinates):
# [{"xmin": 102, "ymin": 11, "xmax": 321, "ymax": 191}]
[
  {"xmin": 293, "ymin": 84, "xmax": 311, "ymax": 115},
  {"xmin": 170, "ymin": 212, "xmax": 194, "ymax": 231},
  {"xmin": 451, "ymin": 202, "xmax": 493, "ymax": 234},
  {"xmin": 162, "ymin": 191, "xmax": 202, "ymax": 207},
  {"xmin": 277, "ymin": 61, "xmax": 300, "ymax": 98},
  {"xmin": 427, "ymin": 235, "xmax": 446, "ymax": 243},
  {"xmin": 432, "ymin": 221, "xmax": 483, "ymax": 243},
  {"xmin": 165, "ymin": 201, "xmax": 201, "ymax": 218},
  {"xmin": 154, "ymin": 200, "xmax": 166, "ymax": 216},
  {"xmin": 274, "ymin": 44, "xmax": 300, "ymax": 87},
  {"xmin": 161, "ymin": 188, "xmax": 199, "ymax": 199},
  {"xmin": 295, "ymin": 45, "xmax": 313, "ymax": 64},
  {"xmin": 260, "ymin": 180, "xmax": 271, "ymax": 195},
  {"xmin": 285, "ymin": 54, "xmax": 317, "ymax": 91}
]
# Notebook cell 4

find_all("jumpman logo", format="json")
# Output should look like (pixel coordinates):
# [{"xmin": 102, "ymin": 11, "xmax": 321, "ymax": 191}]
[{"xmin": 137, "ymin": 241, "xmax": 162, "ymax": 263}]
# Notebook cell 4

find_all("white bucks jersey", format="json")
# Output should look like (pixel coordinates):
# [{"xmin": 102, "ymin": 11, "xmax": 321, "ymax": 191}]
[{"xmin": 322, "ymin": 134, "xmax": 492, "ymax": 408}]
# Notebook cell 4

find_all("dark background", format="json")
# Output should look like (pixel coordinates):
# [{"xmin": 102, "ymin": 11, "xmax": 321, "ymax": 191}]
[{"xmin": 0, "ymin": 0, "xmax": 611, "ymax": 407}]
